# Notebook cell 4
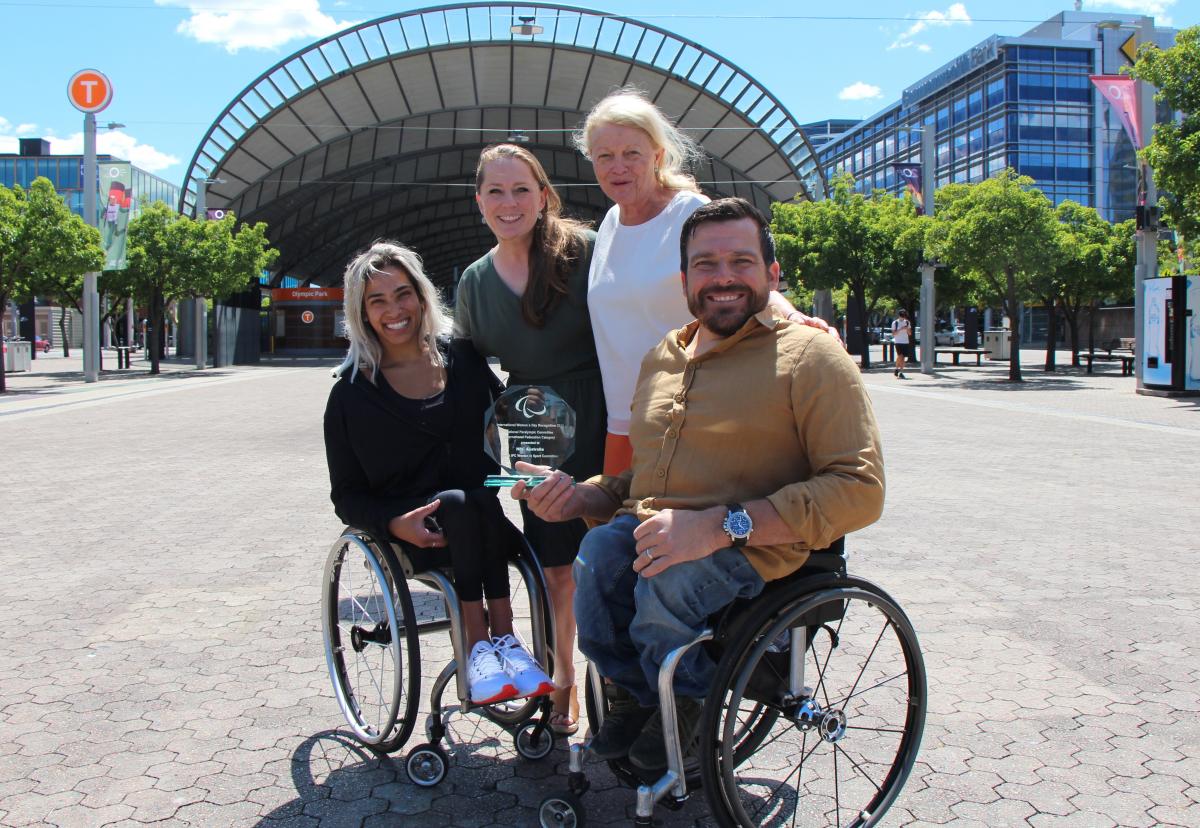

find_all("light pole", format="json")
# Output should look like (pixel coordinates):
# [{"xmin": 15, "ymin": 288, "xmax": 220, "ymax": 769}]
[
  {"xmin": 82, "ymin": 112, "xmax": 99, "ymax": 382},
  {"xmin": 1097, "ymin": 17, "xmax": 1160, "ymax": 390},
  {"xmin": 917, "ymin": 128, "xmax": 937, "ymax": 375}
]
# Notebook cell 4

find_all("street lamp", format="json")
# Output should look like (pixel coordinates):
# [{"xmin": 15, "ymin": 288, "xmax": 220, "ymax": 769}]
[{"xmin": 510, "ymin": 15, "xmax": 543, "ymax": 36}]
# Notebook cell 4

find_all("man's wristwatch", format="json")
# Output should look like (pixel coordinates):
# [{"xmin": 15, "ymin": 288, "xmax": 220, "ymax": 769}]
[{"xmin": 722, "ymin": 503, "xmax": 753, "ymax": 547}]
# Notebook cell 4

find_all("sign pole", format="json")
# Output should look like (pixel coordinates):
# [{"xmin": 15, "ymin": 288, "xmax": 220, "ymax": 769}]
[
  {"xmin": 193, "ymin": 181, "xmax": 209, "ymax": 369},
  {"xmin": 68, "ymin": 68, "xmax": 113, "ymax": 383},
  {"xmin": 83, "ymin": 111, "xmax": 99, "ymax": 383}
]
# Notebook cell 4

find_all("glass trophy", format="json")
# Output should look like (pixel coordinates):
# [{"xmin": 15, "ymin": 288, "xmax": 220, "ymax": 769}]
[{"xmin": 483, "ymin": 385, "xmax": 575, "ymax": 487}]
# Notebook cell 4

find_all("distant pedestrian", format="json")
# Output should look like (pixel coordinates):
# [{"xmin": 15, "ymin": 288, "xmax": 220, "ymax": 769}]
[{"xmin": 891, "ymin": 310, "xmax": 912, "ymax": 379}]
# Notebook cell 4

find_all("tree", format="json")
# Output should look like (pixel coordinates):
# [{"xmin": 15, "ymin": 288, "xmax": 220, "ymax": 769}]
[
  {"xmin": 28, "ymin": 209, "xmax": 109, "ymax": 358},
  {"xmin": 123, "ymin": 204, "xmax": 277, "ymax": 375},
  {"xmin": 0, "ymin": 178, "xmax": 103, "ymax": 392},
  {"xmin": 1054, "ymin": 203, "xmax": 1134, "ymax": 365},
  {"xmin": 1131, "ymin": 25, "xmax": 1200, "ymax": 249},
  {"xmin": 773, "ymin": 174, "xmax": 927, "ymax": 367},
  {"xmin": 926, "ymin": 170, "xmax": 1059, "ymax": 382}
]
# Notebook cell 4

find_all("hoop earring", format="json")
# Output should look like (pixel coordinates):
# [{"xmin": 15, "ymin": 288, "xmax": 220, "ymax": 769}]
[
  {"xmin": 536, "ymin": 211, "xmax": 543, "ymax": 222},
  {"xmin": 481, "ymin": 216, "xmax": 487, "ymax": 225}
]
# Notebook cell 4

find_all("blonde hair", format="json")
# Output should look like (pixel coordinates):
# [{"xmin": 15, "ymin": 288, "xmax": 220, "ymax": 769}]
[
  {"xmin": 334, "ymin": 240, "xmax": 449, "ymax": 382},
  {"xmin": 476, "ymin": 143, "xmax": 590, "ymax": 328},
  {"xmin": 574, "ymin": 86, "xmax": 702, "ymax": 194}
]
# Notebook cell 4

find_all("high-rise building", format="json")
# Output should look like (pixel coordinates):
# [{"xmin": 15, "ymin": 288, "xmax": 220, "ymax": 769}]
[{"xmin": 815, "ymin": 11, "xmax": 1177, "ymax": 222}]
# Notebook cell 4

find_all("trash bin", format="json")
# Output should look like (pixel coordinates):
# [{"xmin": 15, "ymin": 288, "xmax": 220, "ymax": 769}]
[
  {"xmin": 982, "ymin": 330, "xmax": 1010, "ymax": 361},
  {"xmin": 3, "ymin": 339, "xmax": 32, "ymax": 372}
]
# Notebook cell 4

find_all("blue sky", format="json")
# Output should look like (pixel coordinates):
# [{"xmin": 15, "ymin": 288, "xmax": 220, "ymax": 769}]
[{"xmin": 1, "ymin": 0, "xmax": 1193, "ymax": 189}]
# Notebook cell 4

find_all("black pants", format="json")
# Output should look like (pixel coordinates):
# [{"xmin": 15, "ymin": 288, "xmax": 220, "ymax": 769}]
[{"xmin": 425, "ymin": 488, "xmax": 512, "ymax": 603}]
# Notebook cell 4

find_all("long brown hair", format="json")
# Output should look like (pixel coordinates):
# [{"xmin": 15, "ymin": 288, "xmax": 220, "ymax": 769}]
[{"xmin": 475, "ymin": 144, "xmax": 590, "ymax": 328}]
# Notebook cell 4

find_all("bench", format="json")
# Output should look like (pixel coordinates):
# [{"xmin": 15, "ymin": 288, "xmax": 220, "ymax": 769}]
[
  {"xmin": 934, "ymin": 347, "xmax": 990, "ymax": 366},
  {"xmin": 1085, "ymin": 349, "xmax": 1135, "ymax": 376}
]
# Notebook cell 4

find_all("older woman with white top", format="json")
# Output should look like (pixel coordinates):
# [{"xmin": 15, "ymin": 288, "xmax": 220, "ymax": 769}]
[{"xmin": 574, "ymin": 87, "xmax": 831, "ymax": 475}]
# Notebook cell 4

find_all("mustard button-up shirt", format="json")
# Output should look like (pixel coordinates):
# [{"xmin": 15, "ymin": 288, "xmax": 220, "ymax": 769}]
[{"xmin": 591, "ymin": 310, "xmax": 885, "ymax": 582}]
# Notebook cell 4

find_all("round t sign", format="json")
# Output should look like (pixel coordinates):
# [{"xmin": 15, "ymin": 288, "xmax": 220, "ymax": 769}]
[
  {"xmin": 301, "ymin": 311, "xmax": 315, "ymax": 324},
  {"xmin": 68, "ymin": 69, "xmax": 113, "ymax": 113}
]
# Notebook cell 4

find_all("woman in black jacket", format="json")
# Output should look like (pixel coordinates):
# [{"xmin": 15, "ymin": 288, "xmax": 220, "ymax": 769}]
[{"xmin": 323, "ymin": 240, "xmax": 553, "ymax": 706}]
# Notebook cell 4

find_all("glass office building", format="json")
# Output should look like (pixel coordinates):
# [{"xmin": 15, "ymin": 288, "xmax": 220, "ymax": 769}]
[
  {"xmin": 816, "ymin": 11, "xmax": 1177, "ymax": 222},
  {"xmin": 0, "ymin": 138, "xmax": 178, "ymax": 220}
]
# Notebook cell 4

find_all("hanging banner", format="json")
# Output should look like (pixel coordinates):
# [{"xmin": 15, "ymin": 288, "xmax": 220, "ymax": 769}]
[
  {"xmin": 894, "ymin": 163, "xmax": 924, "ymax": 214},
  {"xmin": 1089, "ymin": 75, "xmax": 1143, "ymax": 149},
  {"xmin": 99, "ymin": 162, "xmax": 132, "ymax": 270}
]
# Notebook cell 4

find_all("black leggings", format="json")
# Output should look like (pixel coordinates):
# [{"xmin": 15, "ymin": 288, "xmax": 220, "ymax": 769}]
[{"xmin": 429, "ymin": 488, "xmax": 512, "ymax": 603}]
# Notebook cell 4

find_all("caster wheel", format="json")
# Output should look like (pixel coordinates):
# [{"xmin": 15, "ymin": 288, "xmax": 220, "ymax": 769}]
[
  {"xmin": 405, "ymin": 743, "xmax": 448, "ymax": 787},
  {"xmin": 538, "ymin": 792, "xmax": 586, "ymax": 827},
  {"xmin": 515, "ymin": 720, "xmax": 556, "ymax": 760}
]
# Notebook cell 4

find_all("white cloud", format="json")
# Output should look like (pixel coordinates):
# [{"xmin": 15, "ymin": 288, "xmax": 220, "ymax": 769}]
[
  {"xmin": 0, "ymin": 117, "xmax": 38, "ymax": 151},
  {"xmin": 890, "ymin": 3, "xmax": 973, "ymax": 51},
  {"xmin": 0, "ymin": 136, "xmax": 17, "ymax": 153},
  {"xmin": 839, "ymin": 82, "xmax": 884, "ymax": 101},
  {"xmin": 49, "ymin": 131, "xmax": 180, "ymax": 174},
  {"xmin": 154, "ymin": 0, "xmax": 355, "ymax": 53},
  {"xmin": 1084, "ymin": 0, "xmax": 1176, "ymax": 26}
]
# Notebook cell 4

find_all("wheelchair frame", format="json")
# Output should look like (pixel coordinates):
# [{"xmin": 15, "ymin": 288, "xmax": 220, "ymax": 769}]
[
  {"xmin": 322, "ymin": 528, "xmax": 561, "ymax": 786},
  {"xmin": 538, "ymin": 544, "xmax": 927, "ymax": 828}
]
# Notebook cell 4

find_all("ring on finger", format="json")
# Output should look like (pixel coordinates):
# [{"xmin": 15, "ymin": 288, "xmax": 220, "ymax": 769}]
[{"xmin": 644, "ymin": 549, "xmax": 654, "ymax": 561}]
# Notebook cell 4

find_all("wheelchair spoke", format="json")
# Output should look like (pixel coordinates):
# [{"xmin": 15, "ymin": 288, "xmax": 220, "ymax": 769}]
[
  {"xmin": 835, "ymin": 742, "xmax": 883, "ymax": 794},
  {"xmin": 812, "ymin": 609, "xmax": 849, "ymax": 709},
  {"xmin": 841, "ymin": 619, "xmax": 890, "ymax": 710},
  {"xmin": 833, "ymin": 737, "xmax": 842, "ymax": 826},
  {"xmin": 828, "ymin": 670, "xmax": 908, "ymax": 710}
]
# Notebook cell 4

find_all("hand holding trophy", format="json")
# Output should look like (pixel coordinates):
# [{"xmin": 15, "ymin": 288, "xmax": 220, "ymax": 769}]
[{"xmin": 483, "ymin": 385, "xmax": 576, "ymax": 487}]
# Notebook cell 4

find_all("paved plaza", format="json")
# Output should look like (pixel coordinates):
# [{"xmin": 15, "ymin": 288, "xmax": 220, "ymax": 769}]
[{"xmin": 0, "ymin": 350, "xmax": 1197, "ymax": 826}]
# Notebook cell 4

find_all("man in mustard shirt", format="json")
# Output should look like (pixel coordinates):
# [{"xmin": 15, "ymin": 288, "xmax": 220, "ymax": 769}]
[{"xmin": 515, "ymin": 197, "xmax": 885, "ymax": 772}]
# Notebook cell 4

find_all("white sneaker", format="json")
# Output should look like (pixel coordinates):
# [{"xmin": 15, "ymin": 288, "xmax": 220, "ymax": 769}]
[
  {"xmin": 467, "ymin": 640, "xmax": 518, "ymax": 705},
  {"xmin": 493, "ymin": 634, "xmax": 555, "ymax": 699}
]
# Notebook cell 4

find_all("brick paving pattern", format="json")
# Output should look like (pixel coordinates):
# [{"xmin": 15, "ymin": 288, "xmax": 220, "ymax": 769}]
[{"xmin": 0, "ymin": 350, "xmax": 1196, "ymax": 826}]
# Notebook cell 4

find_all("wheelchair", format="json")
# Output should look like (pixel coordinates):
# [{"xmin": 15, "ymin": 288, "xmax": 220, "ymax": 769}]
[
  {"xmin": 321, "ymin": 527, "xmax": 560, "ymax": 787},
  {"xmin": 538, "ymin": 539, "xmax": 927, "ymax": 827}
]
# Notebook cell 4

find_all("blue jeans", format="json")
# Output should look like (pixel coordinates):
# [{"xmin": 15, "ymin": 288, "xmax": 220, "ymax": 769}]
[{"xmin": 574, "ymin": 514, "xmax": 765, "ymax": 706}]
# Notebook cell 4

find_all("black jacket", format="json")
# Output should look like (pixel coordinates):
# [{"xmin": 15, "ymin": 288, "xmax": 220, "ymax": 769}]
[{"xmin": 323, "ymin": 338, "xmax": 504, "ymax": 541}]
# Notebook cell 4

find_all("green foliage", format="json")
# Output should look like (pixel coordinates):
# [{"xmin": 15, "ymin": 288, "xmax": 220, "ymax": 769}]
[
  {"xmin": 926, "ymin": 170, "xmax": 1059, "ymax": 380},
  {"xmin": 0, "ymin": 178, "xmax": 104, "ymax": 389},
  {"xmin": 1131, "ymin": 25, "xmax": 1200, "ymax": 249},
  {"xmin": 120, "ymin": 202, "xmax": 277, "ymax": 374},
  {"xmin": 772, "ymin": 174, "xmax": 929, "ymax": 361}
]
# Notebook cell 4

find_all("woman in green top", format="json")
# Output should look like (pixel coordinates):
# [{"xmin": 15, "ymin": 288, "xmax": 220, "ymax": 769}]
[{"xmin": 454, "ymin": 143, "xmax": 606, "ymax": 735}]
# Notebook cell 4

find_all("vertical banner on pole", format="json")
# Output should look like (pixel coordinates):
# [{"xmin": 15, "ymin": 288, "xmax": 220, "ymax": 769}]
[
  {"xmin": 100, "ymin": 162, "xmax": 132, "ymax": 270},
  {"xmin": 894, "ymin": 164, "xmax": 923, "ymax": 214}
]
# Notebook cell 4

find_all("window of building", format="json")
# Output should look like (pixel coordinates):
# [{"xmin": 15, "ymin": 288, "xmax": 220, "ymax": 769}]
[
  {"xmin": 969, "ymin": 163, "xmax": 985, "ymax": 182},
  {"xmin": 953, "ymin": 168, "xmax": 967, "ymax": 183},
  {"xmin": 953, "ymin": 133, "xmax": 968, "ymax": 161},
  {"xmin": 1056, "ymin": 112, "xmax": 1089, "ymax": 143},
  {"xmin": 952, "ymin": 96, "xmax": 968, "ymax": 126},
  {"xmin": 1056, "ymin": 48, "xmax": 1091, "ymax": 66},
  {"xmin": 987, "ymin": 150, "xmax": 1008, "ymax": 176},
  {"xmin": 937, "ymin": 105, "xmax": 950, "ymax": 132},
  {"xmin": 0, "ymin": 162, "xmax": 13, "ymax": 189},
  {"xmin": 884, "ymin": 134, "xmax": 895, "ymax": 157},
  {"xmin": 988, "ymin": 117, "xmax": 1005, "ymax": 146},
  {"xmin": 1017, "ymin": 151, "xmax": 1054, "ymax": 181},
  {"xmin": 1018, "ymin": 72, "xmax": 1055, "ymax": 101},
  {"xmin": 1018, "ymin": 111, "xmax": 1055, "ymax": 141},
  {"xmin": 58, "ymin": 159, "xmax": 80, "ymax": 189},
  {"xmin": 968, "ymin": 126, "xmax": 984, "ymax": 154},
  {"xmin": 968, "ymin": 89, "xmax": 983, "ymax": 118},
  {"xmin": 987, "ymin": 77, "xmax": 1005, "ymax": 108},
  {"xmin": 1020, "ymin": 46, "xmax": 1054, "ymax": 62},
  {"xmin": 1056, "ymin": 72, "xmax": 1090, "ymax": 103},
  {"xmin": 937, "ymin": 140, "xmax": 950, "ymax": 166}
]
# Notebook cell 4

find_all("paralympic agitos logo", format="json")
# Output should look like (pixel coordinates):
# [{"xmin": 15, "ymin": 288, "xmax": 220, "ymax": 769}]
[{"xmin": 514, "ymin": 394, "xmax": 547, "ymax": 418}]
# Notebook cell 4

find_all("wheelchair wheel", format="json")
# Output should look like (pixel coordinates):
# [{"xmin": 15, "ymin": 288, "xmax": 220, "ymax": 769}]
[
  {"xmin": 322, "ymin": 534, "xmax": 421, "ymax": 753},
  {"xmin": 700, "ymin": 583, "xmax": 926, "ymax": 828},
  {"xmin": 539, "ymin": 792, "xmax": 586, "ymax": 827}
]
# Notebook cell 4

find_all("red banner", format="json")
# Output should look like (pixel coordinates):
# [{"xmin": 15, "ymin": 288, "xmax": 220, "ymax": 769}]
[{"xmin": 1090, "ymin": 75, "xmax": 1143, "ymax": 149}]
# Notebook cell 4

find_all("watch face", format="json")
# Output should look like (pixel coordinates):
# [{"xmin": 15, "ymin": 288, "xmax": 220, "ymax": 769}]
[{"xmin": 727, "ymin": 511, "xmax": 752, "ymax": 538}]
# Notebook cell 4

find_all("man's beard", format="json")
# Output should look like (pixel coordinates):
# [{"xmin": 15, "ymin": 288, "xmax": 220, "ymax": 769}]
[{"xmin": 687, "ymin": 282, "xmax": 769, "ymax": 337}]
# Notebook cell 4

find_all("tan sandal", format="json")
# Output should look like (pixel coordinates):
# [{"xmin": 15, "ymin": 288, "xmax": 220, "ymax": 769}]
[{"xmin": 549, "ymin": 683, "xmax": 580, "ymax": 735}]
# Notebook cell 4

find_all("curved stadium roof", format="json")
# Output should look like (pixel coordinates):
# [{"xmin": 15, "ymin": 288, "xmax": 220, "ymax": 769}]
[{"xmin": 181, "ymin": 2, "xmax": 825, "ymax": 287}]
